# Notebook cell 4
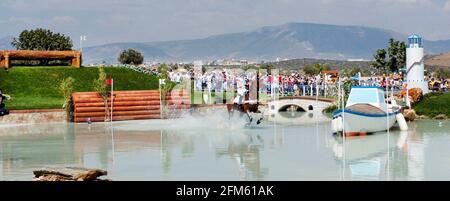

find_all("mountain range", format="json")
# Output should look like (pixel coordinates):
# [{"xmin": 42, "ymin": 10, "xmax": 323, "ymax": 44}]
[{"xmin": 2, "ymin": 23, "xmax": 450, "ymax": 64}]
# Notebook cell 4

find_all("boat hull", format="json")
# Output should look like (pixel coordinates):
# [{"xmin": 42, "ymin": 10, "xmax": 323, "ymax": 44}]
[{"xmin": 332, "ymin": 110, "xmax": 398, "ymax": 133}]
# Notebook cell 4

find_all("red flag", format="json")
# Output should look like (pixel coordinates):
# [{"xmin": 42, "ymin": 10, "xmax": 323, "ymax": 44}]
[{"xmin": 105, "ymin": 79, "xmax": 113, "ymax": 85}]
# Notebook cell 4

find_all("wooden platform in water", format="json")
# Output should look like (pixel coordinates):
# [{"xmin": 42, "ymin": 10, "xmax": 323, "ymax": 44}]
[{"xmin": 33, "ymin": 167, "xmax": 108, "ymax": 181}]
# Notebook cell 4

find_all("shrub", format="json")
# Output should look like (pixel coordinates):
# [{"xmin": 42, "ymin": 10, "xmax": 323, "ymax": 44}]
[
  {"xmin": 323, "ymin": 104, "xmax": 338, "ymax": 114},
  {"xmin": 413, "ymin": 92, "xmax": 450, "ymax": 117},
  {"xmin": 59, "ymin": 77, "xmax": 75, "ymax": 121},
  {"xmin": 93, "ymin": 67, "xmax": 110, "ymax": 121}
]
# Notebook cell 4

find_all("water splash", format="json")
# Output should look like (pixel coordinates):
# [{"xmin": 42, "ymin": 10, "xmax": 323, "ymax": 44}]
[{"xmin": 115, "ymin": 107, "xmax": 258, "ymax": 132}]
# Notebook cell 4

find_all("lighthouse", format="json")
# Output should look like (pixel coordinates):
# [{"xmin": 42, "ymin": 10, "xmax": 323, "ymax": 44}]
[{"xmin": 406, "ymin": 34, "xmax": 429, "ymax": 94}]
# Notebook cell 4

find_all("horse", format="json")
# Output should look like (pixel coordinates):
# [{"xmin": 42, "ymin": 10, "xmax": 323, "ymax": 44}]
[{"xmin": 226, "ymin": 89, "xmax": 263, "ymax": 126}]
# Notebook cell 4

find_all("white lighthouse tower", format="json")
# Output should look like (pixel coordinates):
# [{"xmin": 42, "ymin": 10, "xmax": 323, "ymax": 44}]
[{"xmin": 406, "ymin": 34, "xmax": 429, "ymax": 94}]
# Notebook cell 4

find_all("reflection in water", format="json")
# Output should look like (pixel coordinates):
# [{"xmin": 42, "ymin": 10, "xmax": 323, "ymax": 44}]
[
  {"xmin": 0, "ymin": 114, "xmax": 450, "ymax": 180},
  {"xmin": 331, "ymin": 131, "xmax": 409, "ymax": 180},
  {"xmin": 215, "ymin": 133, "xmax": 267, "ymax": 180},
  {"xmin": 267, "ymin": 111, "xmax": 329, "ymax": 126}
]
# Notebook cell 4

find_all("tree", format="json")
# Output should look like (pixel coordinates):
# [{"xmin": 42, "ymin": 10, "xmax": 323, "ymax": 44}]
[
  {"xmin": 303, "ymin": 63, "xmax": 330, "ymax": 75},
  {"xmin": 397, "ymin": 41, "xmax": 407, "ymax": 70},
  {"xmin": 59, "ymin": 77, "xmax": 75, "ymax": 121},
  {"xmin": 93, "ymin": 67, "xmax": 110, "ymax": 121},
  {"xmin": 11, "ymin": 28, "xmax": 73, "ymax": 51},
  {"xmin": 435, "ymin": 68, "xmax": 450, "ymax": 79},
  {"xmin": 260, "ymin": 63, "xmax": 276, "ymax": 74},
  {"xmin": 371, "ymin": 49, "xmax": 387, "ymax": 72},
  {"xmin": 372, "ymin": 38, "xmax": 406, "ymax": 73},
  {"xmin": 341, "ymin": 66, "xmax": 361, "ymax": 77},
  {"xmin": 303, "ymin": 64, "xmax": 316, "ymax": 75},
  {"xmin": 157, "ymin": 64, "xmax": 170, "ymax": 80},
  {"xmin": 242, "ymin": 64, "xmax": 258, "ymax": 71},
  {"xmin": 387, "ymin": 38, "xmax": 399, "ymax": 72},
  {"xmin": 118, "ymin": 49, "xmax": 144, "ymax": 65},
  {"xmin": 315, "ymin": 63, "xmax": 330, "ymax": 72}
]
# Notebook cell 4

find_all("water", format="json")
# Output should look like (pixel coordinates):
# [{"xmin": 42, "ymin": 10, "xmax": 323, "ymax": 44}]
[{"xmin": 0, "ymin": 110, "xmax": 449, "ymax": 181}]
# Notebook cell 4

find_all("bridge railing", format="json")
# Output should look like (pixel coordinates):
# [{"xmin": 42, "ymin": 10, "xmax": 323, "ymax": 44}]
[{"xmin": 271, "ymin": 83, "xmax": 404, "ymax": 98}]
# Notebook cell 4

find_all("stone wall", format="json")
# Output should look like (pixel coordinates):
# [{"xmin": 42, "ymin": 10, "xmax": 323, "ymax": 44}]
[{"xmin": 0, "ymin": 110, "xmax": 67, "ymax": 124}]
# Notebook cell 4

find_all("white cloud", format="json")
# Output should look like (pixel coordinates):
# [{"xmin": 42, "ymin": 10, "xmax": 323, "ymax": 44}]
[{"xmin": 445, "ymin": 1, "xmax": 450, "ymax": 11}]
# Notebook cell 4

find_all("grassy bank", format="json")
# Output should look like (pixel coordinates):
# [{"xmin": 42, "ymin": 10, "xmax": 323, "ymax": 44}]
[
  {"xmin": 0, "ymin": 66, "xmax": 159, "ymax": 110},
  {"xmin": 413, "ymin": 92, "xmax": 450, "ymax": 118}
]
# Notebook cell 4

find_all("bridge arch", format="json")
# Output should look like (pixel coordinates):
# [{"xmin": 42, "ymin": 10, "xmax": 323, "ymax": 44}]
[
  {"xmin": 265, "ymin": 96, "xmax": 336, "ymax": 115},
  {"xmin": 278, "ymin": 104, "xmax": 306, "ymax": 112}
]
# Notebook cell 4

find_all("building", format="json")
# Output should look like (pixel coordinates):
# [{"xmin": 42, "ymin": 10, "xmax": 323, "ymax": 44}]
[{"xmin": 406, "ymin": 34, "xmax": 429, "ymax": 94}]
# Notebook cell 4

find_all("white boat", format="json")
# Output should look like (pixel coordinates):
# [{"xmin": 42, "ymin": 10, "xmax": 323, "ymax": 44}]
[{"xmin": 331, "ymin": 86, "xmax": 408, "ymax": 134}]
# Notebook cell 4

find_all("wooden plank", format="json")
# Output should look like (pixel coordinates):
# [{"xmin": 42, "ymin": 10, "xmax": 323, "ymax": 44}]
[
  {"xmin": 75, "ymin": 112, "xmax": 106, "ymax": 117},
  {"xmin": 112, "ymin": 110, "xmax": 161, "ymax": 116},
  {"xmin": 33, "ymin": 167, "xmax": 107, "ymax": 181},
  {"xmin": 75, "ymin": 114, "xmax": 161, "ymax": 123},
  {"xmin": 74, "ymin": 102, "xmax": 106, "ymax": 107},
  {"xmin": 112, "ymin": 105, "xmax": 160, "ymax": 111},
  {"xmin": 113, "ymin": 97, "xmax": 160, "ymax": 101},
  {"xmin": 75, "ymin": 110, "xmax": 160, "ymax": 117},
  {"xmin": 112, "ymin": 114, "xmax": 161, "ymax": 121},
  {"xmin": 110, "ymin": 101, "xmax": 161, "ymax": 106},
  {"xmin": 75, "ymin": 107, "xmax": 105, "ymax": 113},
  {"xmin": 0, "ymin": 50, "xmax": 81, "ymax": 68}
]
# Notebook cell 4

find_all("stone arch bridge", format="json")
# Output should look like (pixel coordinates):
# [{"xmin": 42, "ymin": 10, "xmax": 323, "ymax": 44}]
[{"xmin": 265, "ymin": 96, "xmax": 336, "ymax": 115}]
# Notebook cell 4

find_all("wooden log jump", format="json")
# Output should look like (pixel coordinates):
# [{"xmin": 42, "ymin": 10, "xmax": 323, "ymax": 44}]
[
  {"xmin": 72, "ymin": 90, "xmax": 190, "ymax": 123},
  {"xmin": 33, "ymin": 167, "xmax": 108, "ymax": 181},
  {"xmin": 0, "ymin": 50, "xmax": 82, "ymax": 68}
]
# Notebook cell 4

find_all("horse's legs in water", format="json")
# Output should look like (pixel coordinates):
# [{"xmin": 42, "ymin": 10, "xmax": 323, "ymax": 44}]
[
  {"xmin": 237, "ymin": 104, "xmax": 244, "ymax": 118},
  {"xmin": 256, "ymin": 117, "xmax": 262, "ymax": 125},
  {"xmin": 228, "ymin": 105, "xmax": 234, "ymax": 120},
  {"xmin": 245, "ymin": 111, "xmax": 253, "ymax": 124},
  {"xmin": 256, "ymin": 112, "xmax": 263, "ymax": 125}
]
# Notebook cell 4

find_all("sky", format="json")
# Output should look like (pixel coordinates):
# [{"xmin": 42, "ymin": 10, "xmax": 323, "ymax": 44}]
[{"xmin": 1, "ymin": 0, "xmax": 450, "ymax": 48}]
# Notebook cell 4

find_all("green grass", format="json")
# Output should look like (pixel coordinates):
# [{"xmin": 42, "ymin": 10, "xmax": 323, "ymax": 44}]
[
  {"xmin": 413, "ymin": 92, "xmax": 450, "ymax": 117},
  {"xmin": 0, "ymin": 66, "xmax": 159, "ymax": 110}
]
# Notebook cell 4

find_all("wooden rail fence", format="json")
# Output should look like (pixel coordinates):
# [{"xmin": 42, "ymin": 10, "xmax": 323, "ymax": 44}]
[
  {"xmin": 0, "ymin": 50, "xmax": 82, "ymax": 68},
  {"xmin": 72, "ymin": 90, "xmax": 190, "ymax": 123}
]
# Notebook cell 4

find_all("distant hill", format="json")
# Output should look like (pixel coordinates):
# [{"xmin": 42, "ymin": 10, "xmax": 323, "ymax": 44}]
[
  {"xmin": 3, "ymin": 22, "xmax": 450, "ymax": 64},
  {"xmin": 147, "ymin": 23, "xmax": 407, "ymax": 61},
  {"xmin": 269, "ymin": 58, "xmax": 372, "ymax": 70},
  {"xmin": 425, "ymin": 52, "xmax": 450, "ymax": 68},
  {"xmin": 83, "ymin": 23, "xmax": 403, "ymax": 63},
  {"xmin": 83, "ymin": 43, "xmax": 171, "ymax": 64},
  {"xmin": 83, "ymin": 23, "xmax": 450, "ymax": 64}
]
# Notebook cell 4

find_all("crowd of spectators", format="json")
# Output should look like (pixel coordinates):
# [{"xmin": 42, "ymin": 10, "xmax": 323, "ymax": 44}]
[{"xmin": 163, "ymin": 68, "xmax": 450, "ymax": 96}]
